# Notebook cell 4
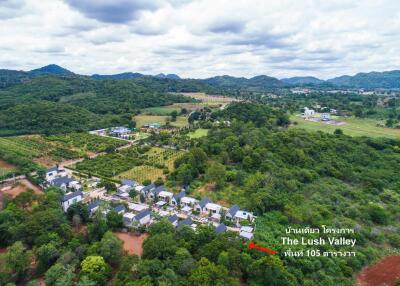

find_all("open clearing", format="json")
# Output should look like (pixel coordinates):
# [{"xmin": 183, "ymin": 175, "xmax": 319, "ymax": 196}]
[
  {"xmin": 114, "ymin": 232, "xmax": 148, "ymax": 256},
  {"xmin": 179, "ymin": 92, "xmax": 238, "ymax": 104},
  {"xmin": 357, "ymin": 256, "xmax": 400, "ymax": 286},
  {"xmin": 290, "ymin": 115, "xmax": 400, "ymax": 139},
  {"xmin": 134, "ymin": 115, "xmax": 188, "ymax": 128},
  {"xmin": 0, "ymin": 179, "xmax": 42, "ymax": 199},
  {"xmin": 188, "ymin": 128, "xmax": 209, "ymax": 139}
]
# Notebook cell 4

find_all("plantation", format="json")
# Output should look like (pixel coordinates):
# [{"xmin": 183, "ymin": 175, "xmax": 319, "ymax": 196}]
[
  {"xmin": 74, "ymin": 146, "xmax": 184, "ymax": 182},
  {"xmin": 45, "ymin": 132, "xmax": 128, "ymax": 153},
  {"xmin": 0, "ymin": 136, "xmax": 81, "ymax": 173}
]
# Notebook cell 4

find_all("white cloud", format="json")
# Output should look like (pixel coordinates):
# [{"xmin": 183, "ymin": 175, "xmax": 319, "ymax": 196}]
[{"xmin": 0, "ymin": 0, "xmax": 399, "ymax": 78}]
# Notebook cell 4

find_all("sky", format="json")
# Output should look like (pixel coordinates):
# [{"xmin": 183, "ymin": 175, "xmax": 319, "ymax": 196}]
[{"xmin": 0, "ymin": 0, "xmax": 399, "ymax": 79}]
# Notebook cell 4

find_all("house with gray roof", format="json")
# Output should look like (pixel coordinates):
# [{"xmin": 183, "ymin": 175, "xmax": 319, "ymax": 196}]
[
  {"xmin": 171, "ymin": 190, "xmax": 185, "ymax": 206},
  {"xmin": 177, "ymin": 217, "xmax": 193, "ymax": 229},
  {"xmin": 225, "ymin": 205, "xmax": 240, "ymax": 221},
  {"xmin": 195, "ymin": 197, "xmax": 210, "ymax": 213},
  {"xmin": 168, "ymin": 214, "xmax": 179, "ymax": 227},
  {"xmin": 134, "ymin": 209, "xmax": 151, "ymax": 225},
  {"xmin": 51, "ymin": 176, "xmax": 75, "ymax": 191},
  {"xmin": 114, "ymin": 205, "xmax": 126, "ymax": 214},
  {"xmin": 148, "ymin": 185, "xmax": 165, "ymax": 200},
  {"xmin": 61, "ymin": 191, "xmax": 83, "ymax": 212},
  {"xmin": 141, "ymin": 183, "xmax": 155, "ymax": 195},
  {"xmin": 215, "ymin": 223, "xmax": 227, "ymax": 234}
]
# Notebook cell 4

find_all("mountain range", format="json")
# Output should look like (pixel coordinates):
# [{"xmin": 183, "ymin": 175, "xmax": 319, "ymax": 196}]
[{"xmin": 1, "ymin": 64, "xmax": 400, "ymax": 89}]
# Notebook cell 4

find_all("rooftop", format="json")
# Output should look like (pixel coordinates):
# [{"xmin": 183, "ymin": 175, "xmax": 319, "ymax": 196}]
[{"xmin": 61, "ymin": 191, "xmax": 83, "ymax": 202}]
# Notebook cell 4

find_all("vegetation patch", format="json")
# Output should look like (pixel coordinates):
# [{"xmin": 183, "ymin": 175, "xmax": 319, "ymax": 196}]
[{"xmin": 134, "ymin": 115, "xmax": 188, "ymax": 128}]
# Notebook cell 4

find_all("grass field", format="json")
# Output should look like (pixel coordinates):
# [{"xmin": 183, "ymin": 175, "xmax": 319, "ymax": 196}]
[
  {"xmin": 141, "ymin": 106, "xmax": 182, "ymax": 115},
  {"xmin": 290, "ymin": 115, "xmax": 400, "ymax": 139},
  {"xmin": 134, "ymin": 115, "xmax": 188, "ymax": 128},
  {"xmin": 188, "ymin": 129, "xmax": 209, "ymax": 139}
]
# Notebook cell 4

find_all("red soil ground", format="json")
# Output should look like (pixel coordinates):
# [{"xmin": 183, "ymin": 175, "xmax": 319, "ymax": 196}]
[
  {"xmin": 357, "ymin": 256, "xmax": 400, "ymax": 286},
  {"xmin": 114, "ymin": 232, "xmax": 148, "ymax": 257},
  {"xmin": 0, "ymin": 179, "xmax": 42, "ymax": 199}
]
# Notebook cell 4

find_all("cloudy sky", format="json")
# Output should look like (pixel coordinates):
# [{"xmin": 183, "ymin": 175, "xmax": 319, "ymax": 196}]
[{"xmin": 0, "ymin": 0, "xmax": 399, "ymax": 79}]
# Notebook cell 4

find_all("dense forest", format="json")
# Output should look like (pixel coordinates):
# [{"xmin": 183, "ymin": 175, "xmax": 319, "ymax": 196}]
[
  {"xmin": 167, "ymin": 104, "xmax": 400, "ymax": 285},
  {"xmin": 0, "ymin": 74, "xmax": 194, "ymax": 136}
]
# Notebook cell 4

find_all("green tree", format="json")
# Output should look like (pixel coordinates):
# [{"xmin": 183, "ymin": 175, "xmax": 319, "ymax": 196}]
[
  {"xmin": 142, "ymin": 233, "xmax": 177, "ymax": 260},
  {"xmin": 106, "ymin": 210, "xmax": 123, "ymax": 230},
  {"xmin": 188, "ymin": 257, "xmax": 238, "ymax": 286},
  {"xmin": 205, "ymin": 162, "xmax": 226, "ymax": 189},
  {"xmin": 5, "ymin": 241, "xmax": 30, "ymax": 280},
  {"xmin": 80, "ymin": 256, "xmax": 111, "ymax": 286},
  {"xmin": 99, "ymin": 231, "xmax": 124, "ymax": 265}
]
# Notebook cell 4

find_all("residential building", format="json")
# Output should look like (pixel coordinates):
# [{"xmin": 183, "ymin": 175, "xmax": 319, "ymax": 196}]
[
  {"xmin": 239, "ymin": 226, "xmax": 254, "ymax": 240},
  {"xmin": 88, "ymin": 200, "xmax": 101, "ymax": 216},
  {"xmin": 168, "ymin": 214, "xmax": 179, "ymax": 227},
  {"xmin": 148, "ymin": 185, "xmax": 165, "ymax": 200},
  {"xmin": 205, "ymin": 202, "xmax": 222, "ymax": 214},
  {"xmin": 225, "ymin": 205, "xmax": 240, "ymax": 221},
  {"xmin": 114, "ymin": 205, "xmax": 126, "ymax": 215},
  {"xmin": 235, "ymin": 210, "xmax": 254, "ymax": 223},
  {"xmin": 61, "ymin": 191, "xmax": 83, "ymax": 212},
  {"xmin": 171, "ymin": 190, "xmax": 186, "ymax": 206},
  {"xmin": 50, "ymin": 176, "xmax": 75, "ymax": 192},
  {"xmin": 321, "ymin": 113, "xmax": 331, "ymax": 120},
  {"xmin": 180, "ymin": 196, "xmax": 198, "ymax": 208},
  {"xmin": 177, "ymin": 217, "xmax": 193, "ymax": 229},
  {"xmin": 46, "ymin": 166, "xmax": 63, "ymax": 182},
  {"xmin": 195, "ymin": 197, "xmax": 210, "ymax": 213},
  {"xmin": 215, "ymin": 223, "xmax": 227, "ymax": 234},
  {"xmin": 134, "ymin": 210, "xmax": 151, "ymax": 225},
  {"xmin": 158, "ymin": 190, "xmax": 174, "ymax": 203},
  {"xmin": 110, "ymin": 127, "xmax": 130, "ymax": 137},
  {"xmin": 303, "ymin": 107, "xmax": 315, "ymax": 118}
]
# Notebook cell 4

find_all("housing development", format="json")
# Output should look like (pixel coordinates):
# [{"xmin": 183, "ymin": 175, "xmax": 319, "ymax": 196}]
[{"xmin": 1, "ymin": 1, "xmax": 400, "ymax": 286}]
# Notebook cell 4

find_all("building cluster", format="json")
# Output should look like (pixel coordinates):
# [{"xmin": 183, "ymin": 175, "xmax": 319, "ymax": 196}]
[{"xmin": 46, "ymin": 167, "xmax": 256, "ymax": 240}]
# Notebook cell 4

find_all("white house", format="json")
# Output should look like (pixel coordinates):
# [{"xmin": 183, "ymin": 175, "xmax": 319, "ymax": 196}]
[
  {"xmin": 225, "ymin": 205, "xmax": 240, "ymax": 221},
  {"xmin": 234, "ymin": 210, "xmax": 254, "ymax": 223},
  {"xmin": 239, "ymin": 226, "xmax": 254, "ymax": 240},
  {"xmin": 180, "ymin": 196, "xmax": 198, "ymax": 208},
  {"xmin": 321, "ymin": 113, "xmax": 331, "ymax": 120},
  {"xmin": 118, "ymin": 179, "xmax": 138, "ymax": 193},
  {"xmin": 195, "ymin": 197, "xmax": 210, "ymax": 213},
  {"xmin": 134, "ymin": 210, "xmax": 151, "ymax": 225},
  {"xmin": 303, "ymin": 107, "xmax": 315, "ymax": 118},
  {"xmin": 123, "ymin": 213, "xmax": 135, "ymax": 226},
  {"xmin": 205, "ymin": 202, "xmax": 222, "ymax": 215},
  {"xmin": 158, "ymin": 191, "xmax": 174, "ymax": 203},
  {"xmin": 128, "ymin": 203, "xmax": 149, "ymax": 213},
  {"xmin": 51, "ymin": 176, "xmax": 75, "ymax": 192},
  {"xmin": 61, "ymin": 191, "xmax": 83, "ymax": 212},
  {"xmin": 87, "ymin": 200, "xmax": 101, "ymax": 216},
  {"xmin": 147, "ymin": 185, "xmax": 165, "ymax": 200},
  {"xmin": 171, "ymin": 190, "xmax": 186, "ymax": 206},
  {"xmin": 46, "ymin": 166, "xmax": 62, "ymax": 182},
  {"xmin": 110, "ymin": 127, "xmax": 131, "ymax": 137}
]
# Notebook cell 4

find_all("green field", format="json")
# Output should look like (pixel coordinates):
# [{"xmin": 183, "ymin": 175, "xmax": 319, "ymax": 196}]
[
  {"xmin": 290, "ymin": 115, "xmax": 400, "ymax": 139},
  {"xmin": 141, "ymin": 106, "xmax": 182, "ymax": 115},
  {"xmin": 187, "ymin": 128, "xmax": 209, "ymax": 139},
  {"xmin": 134, "ymin": 115, "xmax": 188, "ymax": 128}
]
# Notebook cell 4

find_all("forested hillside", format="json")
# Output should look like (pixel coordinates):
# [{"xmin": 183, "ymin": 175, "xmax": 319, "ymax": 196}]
[{"xmin": 0, "ymin": 74, "xmax": 194, "ymax": 136}]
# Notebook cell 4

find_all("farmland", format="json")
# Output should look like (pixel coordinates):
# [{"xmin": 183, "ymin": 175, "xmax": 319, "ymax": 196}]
[
  {"xmin": 74, "ymin": 145, "xmax": 184, "ymax": 183},
  {"xmin": 115, "ymin": 147, "xmax": 185, "ymax": 183},
  {"xmin": 0, "ymin": 133, "xmax": 130, "ymax": 175},
  {"xmin": 0, "ymin": 135, "xmax": 80, "ymax": 172},
  {"xmin": 290, "ymin": 115, "xmax": 400, "ymax": 139},
  {"xmin": 133, "ymin": 115, "xmax": 188, "ymax": 128}
]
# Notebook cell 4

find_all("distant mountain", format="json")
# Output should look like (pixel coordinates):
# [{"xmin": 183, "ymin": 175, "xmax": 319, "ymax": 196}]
[
  {"xmin": 155, "ymin": 73, "xmax": 181, "ymax": 80},
  {"xmin": 327, "ymin": 70, "xmax": 400, "ymax": 88},
  {"xmin": 281, "ymin": 76, "xmax": 324, "ymax": 85},
  {"xmin": 29, "ymin": 64, "xmax": 74, "ymax": 76},
  {"xmin": 203, "ymin": 74, "xmax": 283, "ymax": 91},
  {"xmin": 91, "ymin": 72, "xmax": 145, "ymax": 80}
]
